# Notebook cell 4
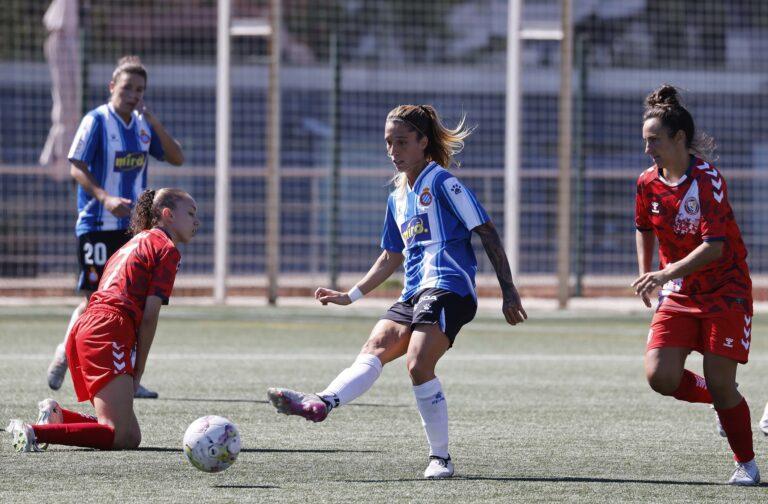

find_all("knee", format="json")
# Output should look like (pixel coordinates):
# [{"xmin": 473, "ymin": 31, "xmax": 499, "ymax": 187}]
[
  {"xmin": 646, "ymin": 369, "xmax": 681, "ymax": 396},
  {"xmin": 111, "ymin": 424, "xmax": 141, "ymax": 450},
  {"xmin": 406, "ymin": 357, "xmax": 434, "ymax": 385},
  {"xmin": 705, "ymin": 376, "xmax": 737, "ymax": 400}
]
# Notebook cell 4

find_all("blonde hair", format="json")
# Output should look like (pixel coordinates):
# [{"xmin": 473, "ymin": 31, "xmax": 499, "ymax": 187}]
[
  {"xmin": 386, "ymin": 105, "xmax": 474, "ymax": 194},
  {"xmin": 129, "ymin": 188, "xmax": 190, "ymax": 235}
]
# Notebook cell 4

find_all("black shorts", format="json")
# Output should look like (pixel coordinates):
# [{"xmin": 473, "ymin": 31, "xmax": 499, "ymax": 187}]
[
  {"xmin": 382, "ymin": 288, "xmax": 477, "ymax": 345},
  {"xmin": 76, "ymin": 230, "xmax": 132, "ymax": 292}
]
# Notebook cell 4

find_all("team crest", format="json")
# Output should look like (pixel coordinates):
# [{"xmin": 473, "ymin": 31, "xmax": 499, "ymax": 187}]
[
  {"xmin": 139, "ymin": 129, "xmax": 151, "ymax": 144},
  {"xmin": 651, "ymin": 201, "xmax": 660, "ymax": 214},
  {"xmin": 684, "ymin": 197, "xmax": 699, "ymax": 215},
  {"xmin": 419, "ymin": 187, "xmax": 433, "ymax": 206}
]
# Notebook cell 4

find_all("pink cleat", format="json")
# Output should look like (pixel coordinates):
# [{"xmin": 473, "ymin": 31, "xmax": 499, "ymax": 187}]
[{"xmin": 267, "ymin": 388, "xmax": 329, "ymax": 423}]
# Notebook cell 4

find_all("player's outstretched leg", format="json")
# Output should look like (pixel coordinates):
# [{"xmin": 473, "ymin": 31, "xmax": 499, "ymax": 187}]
[
  {"xmin": 6, "ymin": 420, "xmax": 42, "ymax": 452},
  {"xmin": 266, "ymin": 388, "xmax": 329, "ymax": 423}
]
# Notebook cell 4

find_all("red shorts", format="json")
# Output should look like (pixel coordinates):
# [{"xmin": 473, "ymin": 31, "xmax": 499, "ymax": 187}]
[
  {"xmin": 66, "ymin": 305, "xmax": 136, "ymax": 402},
  {"xmin": 647, "ymin": 309, "xmax": 753, "ymax": 364}
]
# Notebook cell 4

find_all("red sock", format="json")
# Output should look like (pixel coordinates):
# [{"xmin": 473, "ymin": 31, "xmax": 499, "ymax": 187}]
[
  {"xmin": 33, "ymin": 423, "xmax": 115, "ymax": 450},
  {"xmin": 672, "ymin": 370, "xmax": 712, "ymax": 403},
  {"xmin": 716, "ymin": 398, "xmax": 754, "ymax": 463},
  {"xmin": 61, "ymin": 408, "xmax": 98, "ymax": 424}
]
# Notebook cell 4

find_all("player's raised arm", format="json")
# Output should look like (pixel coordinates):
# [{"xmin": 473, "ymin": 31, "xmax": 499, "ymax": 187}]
[
  {"xmin": 473, "ymin": 221, "xmax": 526, "ymax": 325},
  {"xmin": 315, "ymin": 249, "xmax": 404, "ymax": 305}
]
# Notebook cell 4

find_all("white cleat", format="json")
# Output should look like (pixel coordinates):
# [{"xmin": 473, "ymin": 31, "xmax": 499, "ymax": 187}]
[
  {"xmin": 46, "ymin": 343, "xmax": 68, "ymax": 391},
  {"xmin": 424, "ymin": 455, "xmax": 454, "ymax": 479},
  {"xmin": 728, "ymin": 459, "xmax": 760, "ymax": 486},
  {"xmin": 134, "ymin": 384, "xmax": 159, "ymax": 399},
  {"xmin": 35, "ymin": 399, "xmax": 64, "ymax": 450},
  {"xmin": 6, "ymin": 419, "xmax": 42, "ymax": 453},
  {"xmin": 759, "ymin": 402, "xmax": 768, "ymax": 436}
]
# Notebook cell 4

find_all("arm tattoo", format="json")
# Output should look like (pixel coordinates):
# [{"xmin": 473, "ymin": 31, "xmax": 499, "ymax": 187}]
[{"xmin": 474, "ymin": 221, "xmax": 516, "ymax": 298}]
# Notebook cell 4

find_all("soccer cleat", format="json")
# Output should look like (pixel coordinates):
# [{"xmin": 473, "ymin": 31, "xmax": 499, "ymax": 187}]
[
  {"xmin": 266, "ymin": 388, "xmax": 329, "ymax": 423},
  {"xmin": 134, "ymin": 384, "xmax": 159, "ymax": 399},
  {"xmin": 35, "ymin": 398, "xmax": 64, "ymax": 450},
  {"xmin": 759, "ymin": 402, "xmax": 768, "ymax": 436},
  {"xmin": 728, "ymin": 459, "xmax": 760, "ymax": 486},
  {"xmin": 6, "ymin": 419, "xmax": 42, "ymax": 453},
  {"xmin": 46, "ymin": 343, "xmax": 68, "ymax": 391},
  {"xmin": 424, "ymin": 455, "xmax": 454, "ymax": 479}
]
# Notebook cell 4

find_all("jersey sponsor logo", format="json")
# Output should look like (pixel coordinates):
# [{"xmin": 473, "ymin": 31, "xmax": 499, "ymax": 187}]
[
  {"xmin": 139, "ymin": 129, "xmax": 151, "ymax": 144},
  {"xmin": 114, "ymin": 151, "xmax": 147, "ymax": 172},
  {"xmin": 450, "ymin": 183, "xmax": 462, "ymax": 195},
  {"xmin": 419, "ymin": 187, "xmax": 433, "ymax": 206},
  {"xmin": 684, "ymin": 197, "xmax": 699, "ymax": 215},
  {"xmin": 400, "ymin": 213, "xmax": 431, "ymax": 246}
]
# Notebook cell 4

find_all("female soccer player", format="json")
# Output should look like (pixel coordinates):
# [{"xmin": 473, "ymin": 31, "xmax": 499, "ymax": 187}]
[
  {"xmin": 267, "ymin": 104, "xmax": 527, "ymax": 479},
  {"xmin": 46, "ymin": 55, "xmax": 184, "ymax": 399},
  {"xmin": 8, "ymin": 188, "xmax": 198, "ymax": 451},
  {"xmin": 633, "ymin": 85, "xmax": 757, "ymax": 485}
]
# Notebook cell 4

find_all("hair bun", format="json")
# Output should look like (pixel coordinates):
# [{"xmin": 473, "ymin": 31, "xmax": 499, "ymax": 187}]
[
  {"xmin": 645, "ymin": 84, "xmax": 681, "ymax": 108},
  {"xmin": 117, "ymin": 55, "xmax": 142, "ymax": 66}
]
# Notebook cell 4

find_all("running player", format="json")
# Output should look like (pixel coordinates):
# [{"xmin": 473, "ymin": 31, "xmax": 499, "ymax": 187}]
[
  {"xmin": 46, "ymin": 55, "xmax": 184, "ymax": 398},
  {"xmin": 7, "ymin": 188, "xmax": 198, "ymax": 452},
  {"xmin": 267, "ymin": 104, "xmax": 527, "ymax": 479},
  {"xmin": 633, "ymin": 85, "xmax": 757, "ymax": 485}
]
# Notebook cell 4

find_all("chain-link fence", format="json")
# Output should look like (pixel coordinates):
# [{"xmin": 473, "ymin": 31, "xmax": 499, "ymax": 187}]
[{"xmin": 2, "ymin": 0, "xmax": 768, "ymax": 298}]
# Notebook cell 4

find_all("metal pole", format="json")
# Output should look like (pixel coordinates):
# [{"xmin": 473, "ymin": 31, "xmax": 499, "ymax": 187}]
[
  {"xmin": 266, "ymin": 0, "xmax": 281, "ymax": 305},
  {"xmin": 504, "ymin": 0, "xmax": 522, "ymax": 280},
  {"xmin": 214, "ymin": 0, "xmax": 231, "ymax": 303},
  {"xmin": 556, "ymin": 0, "xmax": 573, "ymax": 309},
  {"xmin": 329, "ymin": 32, "xmax": 341, "ymax": 290},
  {"xmin": 572, "ymin": 30, "xmax": 587, "ymax": 297}
]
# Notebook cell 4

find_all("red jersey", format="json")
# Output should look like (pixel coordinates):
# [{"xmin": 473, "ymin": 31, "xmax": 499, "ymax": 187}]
[
  {"xmin": 89, "ymin": 228, "xmax": 181, "ymax": 328},
  {"xmin": 635, "ymin": 157, "xmax": 751, "ymax": 314}
]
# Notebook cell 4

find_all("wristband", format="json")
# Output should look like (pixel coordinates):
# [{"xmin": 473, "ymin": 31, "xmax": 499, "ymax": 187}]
[{"xmin": 347, "ymin": 286, "xmax": 364, "ymax": 303}]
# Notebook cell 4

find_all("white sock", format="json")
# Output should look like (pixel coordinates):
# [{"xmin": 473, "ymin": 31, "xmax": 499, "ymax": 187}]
[
  {"xmin": 413, "ymin": 377, "xmax": 449, "ymax": 459},
  {"xmin": 319, "ymin": 353, "xmax": 382, "ymax": 407},
  {"xmin": 57, "ymin": 305, "xmax": 82, "ymax": 361}
]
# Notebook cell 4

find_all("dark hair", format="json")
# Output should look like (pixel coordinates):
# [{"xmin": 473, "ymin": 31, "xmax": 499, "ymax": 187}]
[
  {"xmin": 643, "ymin": 84, "xmax": 716, "ymax": 161},
  {"xmin": 112, "ymin": 55, "xmax": 148, "ymax": 85},
  {"xmin": 129, "ymin": 188, "xmax": 189, "ymax": 235}
]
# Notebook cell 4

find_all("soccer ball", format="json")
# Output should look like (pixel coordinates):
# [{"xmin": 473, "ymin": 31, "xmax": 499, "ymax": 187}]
[{"xmin": 183, "ymin": 415, "xmax": 241, "ymax": 473}]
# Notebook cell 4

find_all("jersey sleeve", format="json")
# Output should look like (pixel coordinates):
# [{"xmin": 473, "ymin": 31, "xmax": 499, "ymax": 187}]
[
  {"xmin": 68, "ymin": 114, "xmax": 102, "ymax": 166},
  {"xmin": 435, "ymin": 175, "xmax": 490, "ymax": 231},
  {"xmin": 147, "ymin": 246, "xmax": 181, "ymax": 304},
  {"xmin": 635, "ymin": 176, "xmax": 652, "ymax": 231},
  {"xmin": 380, "ymin": 196, "xmax": 405, "ymax": 253},
  {"xmin": 148, "ymin": 123, "xmax": 166, "ymax": 161},
  {"xmin": 698, "ymin": 170, "xmax": 728, "ymax": 242}
]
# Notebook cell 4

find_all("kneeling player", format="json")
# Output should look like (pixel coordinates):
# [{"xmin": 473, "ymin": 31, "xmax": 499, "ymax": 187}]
[{"xmin": 7, "ymin": 188, "xmax": 198, "ymax": 451}]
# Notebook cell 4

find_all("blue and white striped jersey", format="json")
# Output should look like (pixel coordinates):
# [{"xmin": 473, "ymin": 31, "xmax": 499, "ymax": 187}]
[
  {"xmin": 68, "ymin": 104, "xmax": 165, "ymax": 236},
  {"xmin": 380, "ymin": 162, "xmax": 490, "ymax": 301}
]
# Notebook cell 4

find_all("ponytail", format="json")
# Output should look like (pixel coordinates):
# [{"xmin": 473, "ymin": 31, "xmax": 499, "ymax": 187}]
[
  {"xmin": 386, "ymin": 104, "xmax": 474, "ymax": 196},
  {"xmin": 128, "ymin": 188, "xmax": 189, "ymax": 235}
]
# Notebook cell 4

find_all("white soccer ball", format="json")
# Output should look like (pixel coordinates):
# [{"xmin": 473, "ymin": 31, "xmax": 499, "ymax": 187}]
[{"xmin": 183, "ymin": 415, "xmax": 241, "ymax": 473}]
